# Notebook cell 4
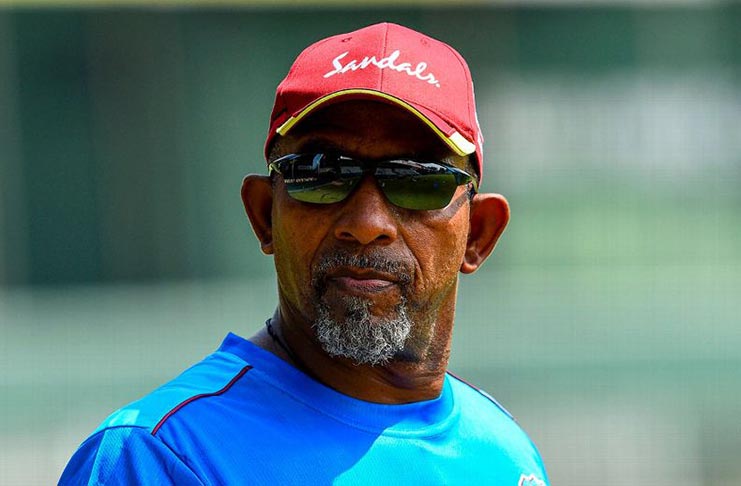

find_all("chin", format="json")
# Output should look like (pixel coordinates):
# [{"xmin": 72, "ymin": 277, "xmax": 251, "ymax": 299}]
[{"xmin": 312, "ymin": 295, "xmax": 414, "ymax": 366}]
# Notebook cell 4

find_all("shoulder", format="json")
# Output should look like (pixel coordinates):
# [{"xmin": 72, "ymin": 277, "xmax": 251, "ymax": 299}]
[
  {"xmin": 61, "ymin": 349, "xmax": 254, "ymax": 485},
  {"xmin": 446, "ymin": 371, "xmax": 515, "ymax": 420},
  {"xmin": 59, "ymin": 426, "xmax": 203, "ymax": 485},
  {"xmin": 448, "ymin": 371, "xmax": 516, "ymax": 423},
  {"xmin": 96, "ymin": 350, "xmax": 252, "ymax": 434},
  {"xmin": 446, "ymin": 372, "xmax": 549, "ymax": 483}
]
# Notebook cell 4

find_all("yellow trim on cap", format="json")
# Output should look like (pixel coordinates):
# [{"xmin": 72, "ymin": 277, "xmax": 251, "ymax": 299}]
[
  {"xmin": 448, "ymin": 131, "xmax": 476, "ymax": 155},
  {"xmin": 276, "ymin": 89, "xmax": 475, "ymax": 156}
]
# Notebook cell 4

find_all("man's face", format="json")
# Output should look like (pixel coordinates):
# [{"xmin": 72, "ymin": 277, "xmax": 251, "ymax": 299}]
[{"xmin": 269, "ymin": 101, "xmax": 475, "ymax": 366}]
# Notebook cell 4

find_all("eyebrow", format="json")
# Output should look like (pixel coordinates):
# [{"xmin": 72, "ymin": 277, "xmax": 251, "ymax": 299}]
[{"xmin": 296, "ymin": 136, "xmax": 343, "ymax": 154}]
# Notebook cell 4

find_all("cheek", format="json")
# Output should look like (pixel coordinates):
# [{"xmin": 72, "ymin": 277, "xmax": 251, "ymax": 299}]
[
  {"xmin": 271, "ymin": 199, "xmax": 332, "ymax": 295},
  {"xmin": 408, "ymin": 213, "xmax": 470, "ymax": 290}
]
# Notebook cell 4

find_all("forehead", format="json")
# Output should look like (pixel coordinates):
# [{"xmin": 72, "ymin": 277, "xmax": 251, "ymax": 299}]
[{"xmin": 273, "ymin": 100, "xmax": 467, "ymax": 167}]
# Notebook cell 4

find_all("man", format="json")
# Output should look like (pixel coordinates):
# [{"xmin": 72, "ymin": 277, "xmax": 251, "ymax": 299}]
[{"xmin": 61, "ymin": 22, "xmax": 549, "ymax": 485}]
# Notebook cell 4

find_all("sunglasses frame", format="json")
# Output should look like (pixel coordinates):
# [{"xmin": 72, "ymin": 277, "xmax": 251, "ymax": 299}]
[{"xmin": 268, "ymin": 153, "xmax": 478, "ymax": 211}]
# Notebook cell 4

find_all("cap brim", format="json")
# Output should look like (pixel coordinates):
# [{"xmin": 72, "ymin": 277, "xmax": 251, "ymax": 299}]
[{"xmin": 275, "ymin": 89, "xmax": 476, "ymax": 157}]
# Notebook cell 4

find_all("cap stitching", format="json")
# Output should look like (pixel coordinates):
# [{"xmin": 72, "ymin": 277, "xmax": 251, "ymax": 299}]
[
  {"xmin": 440, "ymin": 43, "xmax": 474, "ymax": 134},
  {"xmin": 379, "ymin": 22, "xmax": 389, "ymax": 90}
]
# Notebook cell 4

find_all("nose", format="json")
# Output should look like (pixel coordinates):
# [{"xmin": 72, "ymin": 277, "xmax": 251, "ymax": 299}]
[{"xmin": 333, "ymin": 176, "xmax": 398, "ymax": 245}]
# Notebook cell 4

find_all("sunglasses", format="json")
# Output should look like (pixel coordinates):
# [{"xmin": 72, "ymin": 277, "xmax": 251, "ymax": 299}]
[{"xmin": 268, "ymin": 153, "xmax": 478, "ymax": 211}]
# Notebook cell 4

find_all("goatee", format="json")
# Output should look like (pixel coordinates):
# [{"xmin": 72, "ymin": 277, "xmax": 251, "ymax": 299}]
[{"xmin": 311, "ymin": 252, "xmax": 414, "ymax": 366}]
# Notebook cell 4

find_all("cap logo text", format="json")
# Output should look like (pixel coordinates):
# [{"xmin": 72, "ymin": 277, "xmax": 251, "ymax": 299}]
[{"xmin": 324, "ymin": 50, "xmax": 441, "ymax": 88}]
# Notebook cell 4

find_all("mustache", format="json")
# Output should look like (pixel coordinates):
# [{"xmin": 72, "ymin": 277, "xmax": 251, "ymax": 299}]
[{"xmin": 311, "ymin": 250, "xmax": 414, "ymax": 289}]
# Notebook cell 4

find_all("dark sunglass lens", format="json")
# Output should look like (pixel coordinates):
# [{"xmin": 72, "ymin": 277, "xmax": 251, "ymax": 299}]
[
  {"xmin": 280, "ymin": 154, "xmax": 363, "ymax": 205},
  {"xmin": 287, "ymin": 178, "xmax": 358, "ymax": 204},
  {"xmin": 378, "ymin": 168, "xmax": 460, "ymax": 210}
]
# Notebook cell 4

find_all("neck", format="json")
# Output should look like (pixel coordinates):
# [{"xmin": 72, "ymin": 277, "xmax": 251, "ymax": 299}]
[{"xmin": 253, "ymin": 307, "xmax": 453, "ymax": 404}]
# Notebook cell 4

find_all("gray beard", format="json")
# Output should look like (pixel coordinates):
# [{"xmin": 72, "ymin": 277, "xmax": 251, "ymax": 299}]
[
  {"xmin": 313, "ymin": 294, "xmax": 412, "ymax": 366},
  {"xmin": 311, "ymin": 251, "xmax": 414, "ymax": 366}
]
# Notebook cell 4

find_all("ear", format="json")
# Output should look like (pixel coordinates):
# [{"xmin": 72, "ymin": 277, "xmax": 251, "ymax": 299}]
[
  {"xmin": 241, "ymin": 174, "xmax": 274, "ymax": 255},
  {"xmin": 460, "ymin": 193, "xmax": 510, "ymax": 274}
]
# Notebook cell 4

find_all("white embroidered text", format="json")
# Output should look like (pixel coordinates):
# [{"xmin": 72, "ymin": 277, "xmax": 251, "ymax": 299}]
[{"xmin": 323, "ymin": 50, "xmax": 441, "ymax": 88}]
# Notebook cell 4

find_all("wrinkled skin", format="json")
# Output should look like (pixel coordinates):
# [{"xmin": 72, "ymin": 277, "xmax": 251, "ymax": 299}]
[{"xmin": 242, "ymin": 100, "xmax": 509, "ymax": 403}]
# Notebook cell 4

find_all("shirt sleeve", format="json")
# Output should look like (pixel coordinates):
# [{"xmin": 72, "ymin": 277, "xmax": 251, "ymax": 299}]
[{"xmin": 59, "ymin": 426, "xmax": 203, "ymax": 486}]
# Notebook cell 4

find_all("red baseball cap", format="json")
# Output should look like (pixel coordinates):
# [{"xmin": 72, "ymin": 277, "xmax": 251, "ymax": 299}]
[{"xmin": 265, "ymin": 22, "xmax": 485, "ymax": 180}]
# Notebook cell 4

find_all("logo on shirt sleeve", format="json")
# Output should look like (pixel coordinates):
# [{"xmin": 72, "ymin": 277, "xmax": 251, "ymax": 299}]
[{"xmin": 518, "ymin": 473, "xmax": 546, "ymax": 486}]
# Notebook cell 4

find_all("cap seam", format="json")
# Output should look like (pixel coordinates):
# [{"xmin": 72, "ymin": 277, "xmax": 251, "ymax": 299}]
[
  {"xmin": 283, "ymin": 35, "xmax": 334, "ymax": 81},
  {"xmin": 379, "ymin": 22, "xmax": 389, "ymax": 90},
  {"xmin": 441, "ymin": 42, "xmax": 474, "ymax": 135}
]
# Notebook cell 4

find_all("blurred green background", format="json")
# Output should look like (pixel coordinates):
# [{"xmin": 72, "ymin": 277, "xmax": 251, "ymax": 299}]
[{"xmin": 1, "ymin": 2, "xmax": 740, "ymax": 485}]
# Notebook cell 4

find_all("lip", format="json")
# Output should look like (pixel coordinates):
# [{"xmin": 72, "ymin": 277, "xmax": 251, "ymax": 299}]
[{"xmin": 325, "ymin": 267, "xmax": 399, "ymax": 294}]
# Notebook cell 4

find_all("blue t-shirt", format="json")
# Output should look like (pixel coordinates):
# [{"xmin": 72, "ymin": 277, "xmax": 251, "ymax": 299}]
[{"xmin": 61, "ymin": 333, "xmax": 548, "ymax": 485}]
